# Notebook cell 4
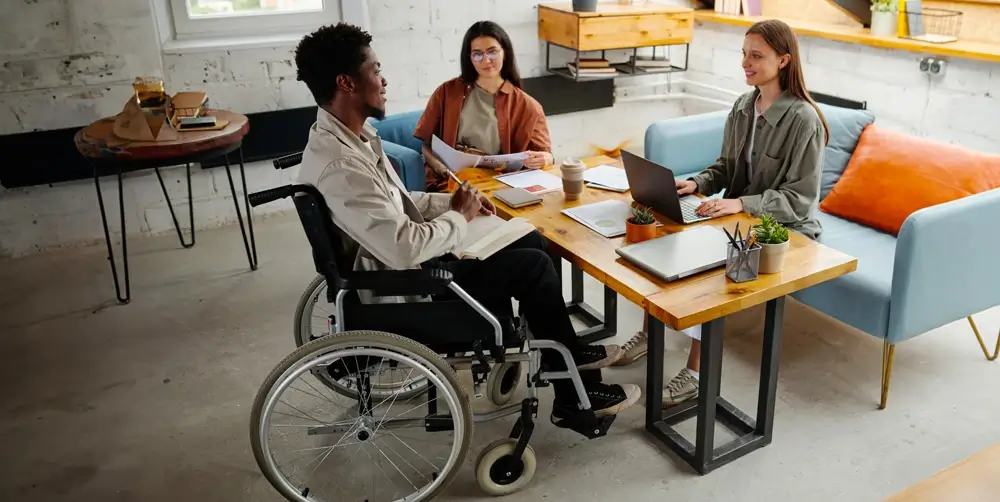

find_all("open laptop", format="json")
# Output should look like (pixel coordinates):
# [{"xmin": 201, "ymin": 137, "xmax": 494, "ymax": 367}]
[
  {"xmin": 621, "ymin": 149, "xmax": 714, "ymax": 225},
  {"xmin": 615, "ymin": 225, "xmax": 729, "ymax": 282}
]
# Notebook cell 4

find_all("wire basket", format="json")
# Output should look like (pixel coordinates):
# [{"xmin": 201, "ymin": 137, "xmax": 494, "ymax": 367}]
[{"xmin": 900, "ymin": 8, "xmax": 962, "ymax": 44}]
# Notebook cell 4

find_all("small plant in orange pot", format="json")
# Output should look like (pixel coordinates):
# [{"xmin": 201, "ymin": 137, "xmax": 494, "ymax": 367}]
[{"xmin": 625, "ymin": 205, "xmax": 657, "ymax": 243}]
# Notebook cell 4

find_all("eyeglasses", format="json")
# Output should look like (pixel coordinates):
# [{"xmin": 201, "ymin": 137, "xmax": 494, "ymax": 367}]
[{"xmin": 471, "ymin": 49, "xmax": 502, "ymax": 63}]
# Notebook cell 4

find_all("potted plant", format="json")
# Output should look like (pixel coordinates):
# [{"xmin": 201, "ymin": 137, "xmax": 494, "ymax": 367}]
[
  {"xmin": 870, "ymin": 0, "xmax": 898, "ymax": 37},
  {"xmin": 753, "ymin": 214, "xmax": 790, "ymax": 274},
  {"xmin": 626, "ymin": 205, "xmax": 657, "ymax": 243}
]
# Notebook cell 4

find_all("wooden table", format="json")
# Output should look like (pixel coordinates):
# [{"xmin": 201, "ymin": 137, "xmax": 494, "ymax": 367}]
[
  {"xmin": 884, "ymin": 443, "xmax": 1000, "ymax": 501},
  {"xmin": 461, "ymin": 155, "xmax": 858, "ymax": 474},
  {"xmin": 74, "ymin": 109, "xmax": 255, "ymax": 304}
]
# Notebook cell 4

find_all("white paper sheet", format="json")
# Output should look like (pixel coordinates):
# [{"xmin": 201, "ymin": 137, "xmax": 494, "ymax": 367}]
[
  {"xmin": 561, "ymin": 200, "xmax": 632, "ymax": 238},
  {"xmin": 494, "ymin": 169, "xmax": 563, "ymax": 194},
  {"xmin": 582, "ymin": 164, "xmax": 629, "ymax": 192},
  {"xmin": 431, "ymin": 135, "xmax": 528, "ymax": 173}
]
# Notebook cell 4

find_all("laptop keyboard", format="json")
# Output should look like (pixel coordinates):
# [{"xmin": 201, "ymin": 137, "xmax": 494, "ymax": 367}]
[{"xmin": 680, "ymin": 198, "xmax": 710, "ymax": 223}]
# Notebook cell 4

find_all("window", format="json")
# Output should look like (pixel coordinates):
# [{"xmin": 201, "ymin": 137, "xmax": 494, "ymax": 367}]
[{"xmin": 170, "ymin": 0, "xmax": 343, "ymax": 40}]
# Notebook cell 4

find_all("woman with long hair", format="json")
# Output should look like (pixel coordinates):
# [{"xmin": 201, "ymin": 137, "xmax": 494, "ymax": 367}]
[
  {"xmin": 616, "ymin": 20, "xmax": 831, "ymax": 406},
  {"xmin": 414, "ymin": 21, "xmax": 553, "ymax": 192}
]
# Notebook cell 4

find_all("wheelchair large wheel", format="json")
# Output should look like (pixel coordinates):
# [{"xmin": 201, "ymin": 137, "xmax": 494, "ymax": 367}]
[
  {"xmin": 251, "ymin": 330, "xmax": 473, "ymax": 502},
  {"xmin": 294, "ymin": 275, "xmax": 429, "ymax": 401}
]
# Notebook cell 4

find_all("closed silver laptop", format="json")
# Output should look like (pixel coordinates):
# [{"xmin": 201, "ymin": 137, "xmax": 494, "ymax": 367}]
[{"xmin": 615, "ymin": 225, "xmax": 729, "ymax": 282}]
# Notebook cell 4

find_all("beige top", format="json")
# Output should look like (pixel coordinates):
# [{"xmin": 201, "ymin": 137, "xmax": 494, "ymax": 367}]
[
  {"xmin": 456, "ymin": 84, "xmax": 501, "ymax": 155},
  {"xmin": 295, "ymin": 108, "xmax": 467, "ymax": 304}
]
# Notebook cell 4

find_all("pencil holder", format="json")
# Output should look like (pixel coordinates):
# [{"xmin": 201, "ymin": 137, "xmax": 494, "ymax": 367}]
[{"xmin": 725, "ymin": 242, "xmax": 761, "ymax": 283}]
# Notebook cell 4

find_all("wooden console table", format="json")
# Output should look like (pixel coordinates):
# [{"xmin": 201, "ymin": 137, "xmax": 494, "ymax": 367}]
[{"xmin": 538, "ymin": 3, "xmax": 694, "ymax": 80}]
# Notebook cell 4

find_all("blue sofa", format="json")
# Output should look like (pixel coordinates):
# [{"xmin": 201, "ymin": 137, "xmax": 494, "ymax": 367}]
[
  {"xmin": 369, "ymin": 110, "xmax": 426, "ymax": 191},
  {"xmin": 644, "ymin": 103, "xmax": 1000, "ymax": 408}
]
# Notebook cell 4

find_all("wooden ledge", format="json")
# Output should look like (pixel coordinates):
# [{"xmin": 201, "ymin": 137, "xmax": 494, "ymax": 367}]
[{"xmin": 694, "ymin": 10, "xmax": 1000, "ymax": 64}]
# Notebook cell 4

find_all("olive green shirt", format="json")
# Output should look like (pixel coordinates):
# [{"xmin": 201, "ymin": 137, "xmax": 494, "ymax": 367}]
[
  {"xmin": 691, "ymin": 89, "xmax": 826, "ymax": 239},
  {"xmin": 456, "ymin": 85, "xmax": 501, "ymax": 155}
]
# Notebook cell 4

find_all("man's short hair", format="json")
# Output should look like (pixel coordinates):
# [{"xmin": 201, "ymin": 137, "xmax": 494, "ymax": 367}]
[{"xmin": 295, "ymin": 23, "xmax": 373, "ymax": 105}]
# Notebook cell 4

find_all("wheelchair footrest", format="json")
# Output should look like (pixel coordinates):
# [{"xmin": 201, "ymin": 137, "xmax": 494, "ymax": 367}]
[{"xmin": 550, "ymin": 406, "xmax": 617, "ymax": 440}]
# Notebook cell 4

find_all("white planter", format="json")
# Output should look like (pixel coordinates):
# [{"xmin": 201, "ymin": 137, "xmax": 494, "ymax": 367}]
[
  {"xmin": 758, "ymin": 240, "xmax": 790, "ymax": 274},
  {"xmin": 870, "ymin": 11, "xmax": 897, "ymax": 37}
]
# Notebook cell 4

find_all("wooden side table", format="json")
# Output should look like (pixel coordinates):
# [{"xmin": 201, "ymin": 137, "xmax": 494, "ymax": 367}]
[
  {"xmin": 538, "ymin": 2, "xmax": 695, "ymax": 80},
  {"xmin": 74, "ymin": 109, "xmax": 255, "ymax": 304}
]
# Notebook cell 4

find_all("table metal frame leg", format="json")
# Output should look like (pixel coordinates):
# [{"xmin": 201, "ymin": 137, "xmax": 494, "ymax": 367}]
[
  {"xmin": 645, "ymin": 297, "xmax": 786, "ymax": 474},
  {"xmin": 558, "ymin": 264, "xmax": 617, "ymax": 344},
  {"xmin": 154, "ymin": 163, "xmax": 195, "ymax": 248},
  {"xmin": 222, "ymin": 147, "xmax": 258, "ymax": 271},
  {"xmin": 93, "ymin": 162, "xmax": 130, "ymax": 304}
]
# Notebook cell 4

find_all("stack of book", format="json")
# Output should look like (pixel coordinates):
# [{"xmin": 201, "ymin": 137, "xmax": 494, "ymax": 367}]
[
  {"xmin": 566, "ymin": 58, "xmax": 618, "ymax": 78},
  {"xmin": 629, "ymin": 55, "xmax": 674, "ymax": 73},
  {"xmin": 715, "ymin": 0, "xmax": 761, "ymax": 16}
]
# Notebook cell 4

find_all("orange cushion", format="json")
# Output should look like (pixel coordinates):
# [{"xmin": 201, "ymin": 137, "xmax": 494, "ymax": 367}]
[{"xmin": 819, "ymin": 124, "xmax": 1000, "ymax": 235}]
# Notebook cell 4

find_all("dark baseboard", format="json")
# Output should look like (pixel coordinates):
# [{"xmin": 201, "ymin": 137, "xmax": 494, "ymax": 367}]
[
  {"xmin": 521, "ymin": 75, "xmax": 615, "ymax": 116},
  {"xmin": 3, "ymin": 76, "xmax": 615, "ymax": 188},
  {"xmin": 810, "ymin": 91, "xmax": 867, "ymax": 110}
]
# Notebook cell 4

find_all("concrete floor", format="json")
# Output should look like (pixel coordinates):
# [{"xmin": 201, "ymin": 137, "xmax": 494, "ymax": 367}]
[{"xmin": 2, "ymin": 212, "xmax": 998, "ymax": 501}]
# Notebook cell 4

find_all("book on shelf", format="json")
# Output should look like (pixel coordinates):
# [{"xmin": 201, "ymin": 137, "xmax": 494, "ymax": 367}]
[
  {"xmin": 631, "ymin": 56, "xmax": 673, "ymax": 67},
  {"xmin": 576, "ymin": 58, "xmax": 610, "ymax": 68},
  {"xmin": 453, "ymin": 215, "xmax": 536, "ymax": 261},
  {"xmin": 567, "ymin": 63, "xmax": 618, "ymax": 77}
]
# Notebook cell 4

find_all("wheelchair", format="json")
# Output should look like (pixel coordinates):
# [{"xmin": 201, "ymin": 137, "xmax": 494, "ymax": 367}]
[{"xmin": 246, "ymin": 154, "xmax": 618, "ymax": 502}]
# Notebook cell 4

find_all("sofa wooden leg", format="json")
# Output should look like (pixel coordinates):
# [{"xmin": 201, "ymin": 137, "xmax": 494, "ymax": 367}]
[
  {"xmin": 880, "ymin": 340, "xmax": 895, "ymax": 410},
  {"xmin": 968, "ymin": 316, "xmax": 999, "ymax": 362}
]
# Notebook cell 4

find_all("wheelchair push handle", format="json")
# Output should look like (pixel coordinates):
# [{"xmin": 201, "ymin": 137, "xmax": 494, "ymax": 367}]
[
  {"xmin": 248, "ymin": 185, "xmax": 296, "ymax": 207},
  {"xmin": 272, "ymin": 153, "xmax": 303, "ymax": 170}
]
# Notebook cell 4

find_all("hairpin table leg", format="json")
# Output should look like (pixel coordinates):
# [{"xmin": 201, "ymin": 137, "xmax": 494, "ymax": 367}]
[{"xmin": 92, "ymin": 161, "xmax": 130, "ymax": 304}]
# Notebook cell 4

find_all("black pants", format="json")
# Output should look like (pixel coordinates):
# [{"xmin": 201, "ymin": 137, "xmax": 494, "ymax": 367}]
[{"xmin": 429, "ymin": 231, "xmax": 601, "ymax": 399}]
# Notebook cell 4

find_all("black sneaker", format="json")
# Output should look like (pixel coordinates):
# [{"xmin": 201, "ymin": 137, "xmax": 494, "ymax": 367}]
[
  {"xmin": 572, "ymin": 344, "xmax": 624, "ymax": 371},
  {"xmin": 551, "ymin": 382, "xmax": 642, "ymax": 426}
]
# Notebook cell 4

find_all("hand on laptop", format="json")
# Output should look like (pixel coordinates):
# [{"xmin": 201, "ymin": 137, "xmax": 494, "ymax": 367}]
[
  {"xmin": 696, "ymin": 198, "xmax": 743, "ymax": 217},
  {"xmin": 676, "ymin": 180, "xmax": 697, "ymax": 196}
]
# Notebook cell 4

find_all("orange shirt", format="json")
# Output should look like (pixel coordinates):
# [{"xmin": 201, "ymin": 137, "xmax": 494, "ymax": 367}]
[{"xmin": 413, "ymin": 77, "xmax": 552, "ymax": 155}]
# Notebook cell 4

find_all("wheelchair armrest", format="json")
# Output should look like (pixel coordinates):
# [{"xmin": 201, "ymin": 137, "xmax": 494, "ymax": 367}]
[{"xmin": 338, "ymin": 269, "xmax": 454, "ymax": 297}]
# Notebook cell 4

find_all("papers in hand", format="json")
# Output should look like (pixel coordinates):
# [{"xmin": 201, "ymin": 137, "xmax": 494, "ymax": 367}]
[
  {"xmin": 455, "ymin": 215, "xmax": 537, "ymax": 260},
  {"xmin": 431, "ymin": 135, "xmax": 528, "ymax": 173},
  {"xmin": 494, "ymin": 169, "xmax": 562, "ymax": 194},
  {"xmin": 562, "ymin": 199, "xmax": 660, "ymax": 238},
  {"xmin": 583, "ymin": 164, "xmax": 629, "ymax": 192}
]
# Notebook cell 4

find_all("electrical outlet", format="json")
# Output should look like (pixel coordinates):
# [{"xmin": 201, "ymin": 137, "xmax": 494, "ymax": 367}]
[
  {"xmin": 919, "ymin": 56, "xmax": 948, "ymax": 76},
  {"xmin": 930, "ymin": 58, "xmax": 947, "ymax": 76}
]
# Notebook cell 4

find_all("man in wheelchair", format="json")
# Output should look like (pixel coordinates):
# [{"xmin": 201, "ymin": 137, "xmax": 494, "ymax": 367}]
[{"xmin": 291, "ymin": 23, "xmax": 641, "ymax": 426}]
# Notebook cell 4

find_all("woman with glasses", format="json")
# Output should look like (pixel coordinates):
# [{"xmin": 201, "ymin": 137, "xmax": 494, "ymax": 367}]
[{"xmin": 414, "ymin": 21, "xmax": 553, "ymax": 192}]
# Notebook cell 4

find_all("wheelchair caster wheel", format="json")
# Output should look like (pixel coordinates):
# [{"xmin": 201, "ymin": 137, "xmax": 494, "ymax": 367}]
[
  {"xmin": 486, "ymin": 362, "xmax": 523, "ymax": 406},
  {"xmin": 475, "ymin": 439, "xmax": 536, "ymax": 496}
]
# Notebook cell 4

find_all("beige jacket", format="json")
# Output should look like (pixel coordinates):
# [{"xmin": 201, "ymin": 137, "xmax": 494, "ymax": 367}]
[{"xmin": 295, "ymin": 108, "xmax": 469, "ymax": 303}]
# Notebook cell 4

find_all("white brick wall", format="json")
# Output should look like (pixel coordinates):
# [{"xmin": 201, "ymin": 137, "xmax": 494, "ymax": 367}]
[
  {"xmin": 689, "ymin": 20, "xmax": 1000, "ymax": 153},
  {"xmin": 0, "ymin": 0, "xmax": 691, "ymax": 258}
]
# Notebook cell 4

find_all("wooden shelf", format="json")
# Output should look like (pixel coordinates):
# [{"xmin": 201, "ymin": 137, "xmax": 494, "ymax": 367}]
[
  {"xmin": 539, "ymin": 3, "xmax": 694, "ymax": 51},
  {"xmin": 538, "ymin": 3, "xmax": 694, "ymax": 82},
  {"xmin": 694, "ymin": 10, "xmax": 1000, "ymax": 63},
  {"xmin": 549, "ymin": 61, "xmax": 687, "ymax": 81}
]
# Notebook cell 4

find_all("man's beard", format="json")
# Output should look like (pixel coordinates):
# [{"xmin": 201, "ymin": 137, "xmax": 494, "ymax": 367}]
[{"xmin": 366, "ymin": 103, "xmax": 386, "ymax": 121}]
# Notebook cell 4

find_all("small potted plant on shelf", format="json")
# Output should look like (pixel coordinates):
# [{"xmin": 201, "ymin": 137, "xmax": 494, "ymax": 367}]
[
  {"xmin": 753, "ymin": 214, "xmax": 790, "ymax": 274},
  {"xmin": 626, "ymin": 204, "xmax": 657, "ymax": 243},
  {"xmin": 870, "ymin": 0, "xmax": 898, "ymax": 37}
]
